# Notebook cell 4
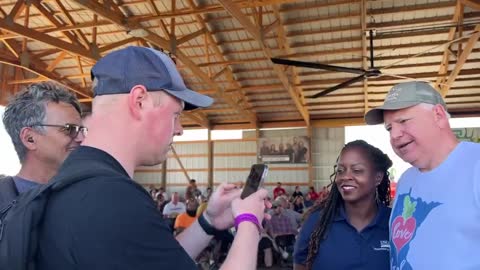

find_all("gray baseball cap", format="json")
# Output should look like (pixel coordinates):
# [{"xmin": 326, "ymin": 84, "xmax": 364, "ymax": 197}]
[{"xmin": 364, "ymin": 81, "xmax": 447, "ymax": 125}]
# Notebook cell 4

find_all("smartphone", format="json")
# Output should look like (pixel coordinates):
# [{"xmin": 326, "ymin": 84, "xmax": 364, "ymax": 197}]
[{"xmin": 240, "ymin": 164, "xmax": 269, "ymax": 199}]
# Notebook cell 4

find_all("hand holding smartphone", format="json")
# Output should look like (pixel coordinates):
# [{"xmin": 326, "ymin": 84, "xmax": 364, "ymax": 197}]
[{"xmin": 240, "ymin": 164, "xmax": 269, "ymax": 199}]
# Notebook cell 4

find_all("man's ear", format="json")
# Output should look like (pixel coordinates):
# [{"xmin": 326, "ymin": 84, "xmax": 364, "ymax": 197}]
[
  {"xmin": 128, "ymin": 85, "xmax": 148, "ymax": 120},
  {"xmin": 432, "ymin": 104, "xmax": 449, "ymax": 128},
  {"xmin": 19, "ymin": 127, "xmax": 38, "ymax": 150}
]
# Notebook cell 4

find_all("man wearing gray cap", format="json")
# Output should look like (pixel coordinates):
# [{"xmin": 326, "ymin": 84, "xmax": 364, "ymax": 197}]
[
  {"xmin": 365, "ymin": 81, "xmax": 480, "ymax": 270},
  {"xmin": 35, "ymin": 46, "xmax": 269, "ymax": 270}
]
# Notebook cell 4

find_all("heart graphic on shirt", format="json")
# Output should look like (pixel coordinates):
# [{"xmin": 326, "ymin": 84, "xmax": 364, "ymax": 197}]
[{"xmin": 392, "ymin": 216, "xmax": 416, "ymax": 253}]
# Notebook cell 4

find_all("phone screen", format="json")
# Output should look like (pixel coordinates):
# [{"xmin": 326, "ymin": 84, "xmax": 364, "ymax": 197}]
[{"xmin": 240, "ymin": 164, "xmax": 268, "ymax": 199}]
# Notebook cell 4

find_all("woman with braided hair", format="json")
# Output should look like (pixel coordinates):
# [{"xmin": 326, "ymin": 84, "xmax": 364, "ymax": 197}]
[{"xmin": 293, "ymin": 140, "xmax": 392, "ymax": 270}]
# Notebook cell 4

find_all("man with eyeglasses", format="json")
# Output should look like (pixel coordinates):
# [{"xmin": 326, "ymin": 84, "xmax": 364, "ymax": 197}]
[{"xmin": 0, "ymin": 82, "xmax": 86, "ymax": 205}]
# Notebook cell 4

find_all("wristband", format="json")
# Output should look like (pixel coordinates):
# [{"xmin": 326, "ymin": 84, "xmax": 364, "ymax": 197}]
[
  {"xmin": 198, "ymin": 213, "xmax": 221, "ymax": 236},
  {"xmin": 234, "ymin": 213, "xmax": 261, "ymax": 233}
]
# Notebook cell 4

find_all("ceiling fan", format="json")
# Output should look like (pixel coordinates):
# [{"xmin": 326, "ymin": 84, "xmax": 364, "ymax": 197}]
[
  {"xmin": 271, "ymin": 28, "xmax": 476, "ymax": 98},
  {"xmin": 271, "ymin": 30, "xmax": 381, "ymax": 98}
]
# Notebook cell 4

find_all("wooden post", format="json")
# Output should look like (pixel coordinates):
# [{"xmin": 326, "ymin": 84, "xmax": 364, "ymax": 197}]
[
  {"xmin": 207, "ymin": 129, "xmax": 213, "ymax": 187},
  {"xmin": 161, "ymin": 160, "xmax": 167, "ymax": 190},
  {"xmin": 308, "ymin": 126, "xmax": 314, "ymax": 187},
  {"xmin": 171, "ymin": 145, "xmax": 190, "ymax": 182}
]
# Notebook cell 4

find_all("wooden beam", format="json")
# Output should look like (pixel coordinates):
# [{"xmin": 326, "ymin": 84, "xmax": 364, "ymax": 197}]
[
  {"xmin": 75, "ymin": 56, "xmax": 87, "ymax": 87},
  {"xmin": 219, "ymin": 0, "xmax": 311, "ymax": 125},
  {"xmin": 183, "ymin": 111, "xmax": 210, "ymax": 128},
  {"xmin": 6, "ymin": 0, "xmax": 26, "ymax": 20},
  {"xmin": 207, "ymin": 130, "xmax": 213, "ymax": 188},
  {"xmin": 170, "ymin": 146, "xmax": 191, "ymax": 182},
  {"xmin": 461, "ymin": 0, "xmax": 480, "ymax": 10},
  {"xmin": 436, "ymin": 1, "xmax": 463, "ymax": 89},
  {"xmin": 361, "ymin": 0, "xmax": 369, "ymax": 113},
  {"xmin": 31, "ymin": 0, "xmax": 83, "ymax": 48},
  {"xmin": 210, "ymin": 66, "xmax": 228, "ymax": 81},
  {"xmin": 170, "ymin": 0, "xmax": 176, "ymax": 38},
  {"xmin": 43, "ymin": 20, "xmax": 112, "ymax": 34},
  {"xmin": 7, "ymin": 77, "xmax": 48, "ymax": 84},
  {"xmin": 0, "ymin": 55, "xmax": 90, "ymax": 98},
  {"xmin": 46, "ymin": 51, "xmax": 67, "ymax": 72},
  {"xmin": 53, "ymin": 0, "xmax": 91, "ymax": 48},
  {"xmin": 99, "ymin": 37, "xmax": 140, "ymax": 53},
  {"xmin": 161, "ymin": 161, "xmax": 167, "ymax": 190},
  {"xmin": 271, "ymin": 5, "xmax": 310, "ymax": 126},
  {"xmin": 71, "ymin": 0, "xmax": 257, "ymax": 125},
  {"xmin": 176, "ymin": 28, "xmax": 207, "ymax": 45},
  {"xmin": 307, "ymin": 126, "xmax": 313, "ymax": 186},
  {"xmin": 262, "ymin": 19, "xmax": 279, "ymax": 36},
  {"xmin": 0, "ymin": 20, "xmax": 97, "ymax": 61},
  {"xmin": 440, "ymin": 24, "xmax": 480, "ymax": 97},
  {"xmin": 184, "ymin": 0, "xmax": 258, "ymax": 125}
]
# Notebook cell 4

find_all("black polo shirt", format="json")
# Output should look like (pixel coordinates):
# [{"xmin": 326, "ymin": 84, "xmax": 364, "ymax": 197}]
[{"xmin": 37, "ymin": 146, "xmax": 196, "ymax": 270}]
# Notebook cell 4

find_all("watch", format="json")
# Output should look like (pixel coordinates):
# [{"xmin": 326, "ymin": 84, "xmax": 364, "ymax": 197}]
[{"xmin": 198, "ymin": 213, "xmax": 221, "ymax": 236}]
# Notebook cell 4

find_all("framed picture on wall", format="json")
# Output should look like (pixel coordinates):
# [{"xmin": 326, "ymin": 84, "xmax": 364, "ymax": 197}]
[{"xmin": 258, "ymin": 136, "xmax": 310, "ymax": 164}]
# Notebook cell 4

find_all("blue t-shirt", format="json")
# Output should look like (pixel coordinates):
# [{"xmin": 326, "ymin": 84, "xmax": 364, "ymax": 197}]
[
  {"xmin": 13, "ymin": 176, "xmax": 40, "ymax": 194},
  {"xmin": 390, "ymin": 142, "xmax": 480, "ymax": 270},
  {"xmin": 294, "ymin": 204, "xmax": 391, "ymax": 270}
]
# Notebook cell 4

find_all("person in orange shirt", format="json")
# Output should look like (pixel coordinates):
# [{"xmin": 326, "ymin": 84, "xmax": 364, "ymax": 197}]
[{"xmin": 174, "ymin": 199, "xmax": 199, "ymax": 235}]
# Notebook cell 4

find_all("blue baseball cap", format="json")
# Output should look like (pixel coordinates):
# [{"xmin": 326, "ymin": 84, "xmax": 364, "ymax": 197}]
[{"xmin": 91, "ymin": 46, "xmax": 213, "ymax": 110}]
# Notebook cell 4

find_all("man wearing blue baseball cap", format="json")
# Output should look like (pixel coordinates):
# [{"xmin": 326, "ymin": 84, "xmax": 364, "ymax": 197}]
[
  {"xmin": 365, "ymin": 81, "xmax": 480, "ymax": 270},
  {"xmin": 36, "ymin": 46, "xmax": 269, "ymax": 270}
]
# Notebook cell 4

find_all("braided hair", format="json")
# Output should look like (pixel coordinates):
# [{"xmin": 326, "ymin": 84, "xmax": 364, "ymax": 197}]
[{"xmin": 304, "ymin": 140, "xmax": 392, "ymax": 269}]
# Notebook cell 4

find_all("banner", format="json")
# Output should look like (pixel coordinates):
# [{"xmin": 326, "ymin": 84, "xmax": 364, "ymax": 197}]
[
  {"xmin": 452, "ymin": 128, "xmax": 480, "ymax": 143},
  {"xmin": 258, "ymin": 136, "xmax": 310, "ymax": 164}
]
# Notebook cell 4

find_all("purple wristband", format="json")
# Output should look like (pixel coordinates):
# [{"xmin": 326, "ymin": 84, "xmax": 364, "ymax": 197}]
[{"xmin": 234, "ymin": 213, "xmax": 261, "ymax": 233}]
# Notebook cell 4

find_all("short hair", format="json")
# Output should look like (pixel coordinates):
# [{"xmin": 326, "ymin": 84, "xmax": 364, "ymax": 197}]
[
  {"xmin": 2, "ymin": 82, "xmax": 81, "ymax": 162},
  {"xmin": 418, "ymin": 103, "xmax": 451, "ymax": 118}
]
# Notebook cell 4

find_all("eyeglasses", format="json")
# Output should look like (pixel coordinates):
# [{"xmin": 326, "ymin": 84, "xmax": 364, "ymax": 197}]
[{"xmin": 32, "ymin": 123, "xmax": 88, "ymax": 138}]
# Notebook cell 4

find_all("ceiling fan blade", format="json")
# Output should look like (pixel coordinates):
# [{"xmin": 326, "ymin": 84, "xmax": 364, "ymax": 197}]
[
  {"xmin": 271, "ymin": 58, "xmax": 366, "ymax": 75},
  {"xmin": 307, "ymin": 74, "xmax": 366, "ymax": 98}
]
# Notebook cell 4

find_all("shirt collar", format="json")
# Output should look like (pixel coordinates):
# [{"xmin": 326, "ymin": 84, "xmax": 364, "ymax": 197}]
[
  {"xmin": 334, "ymin": 203, "xmax": 390, "ymax": 229},
  {"xmin": 62, "ymin": 146, "xmax": 129, "ymax": 178}
]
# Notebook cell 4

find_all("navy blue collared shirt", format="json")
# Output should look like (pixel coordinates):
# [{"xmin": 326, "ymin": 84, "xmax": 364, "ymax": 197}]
[{"xmin": 294, "ymin": 204, "xmax": 391, "ymax": 270}]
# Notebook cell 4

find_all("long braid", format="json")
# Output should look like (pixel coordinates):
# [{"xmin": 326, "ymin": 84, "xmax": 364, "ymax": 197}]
[
  {"xmin": 304, "ymin": 163, "xmax": 341, "ymax": 270},
  {"xmin": 303, "ymin": 140, "xmax": 392, "ymax": 269}
]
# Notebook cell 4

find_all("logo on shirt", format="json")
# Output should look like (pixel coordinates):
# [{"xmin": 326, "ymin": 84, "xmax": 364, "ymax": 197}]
[
  {"xmin": 374, "ymin": 240, "xmax": 390, "ymax": 251},
  {"xmin": 390, "ymin": 191, "xmax": 441, "ymax": 270},
  {"xmin": 392, "ymin": 196, "xmax": 417, "ymax": 253}
]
